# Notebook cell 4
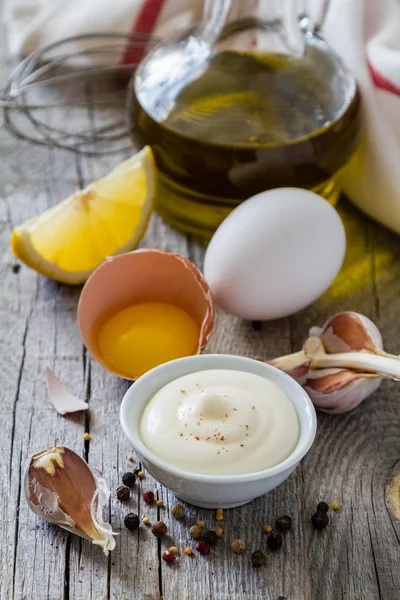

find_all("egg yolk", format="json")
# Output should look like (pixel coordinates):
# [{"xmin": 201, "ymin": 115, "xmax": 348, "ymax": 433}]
[{"xmin": 96, "ymin": 302, "xmax": 200, "ymax": 378}]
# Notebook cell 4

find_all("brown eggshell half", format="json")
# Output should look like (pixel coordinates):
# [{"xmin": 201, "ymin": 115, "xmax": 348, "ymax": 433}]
[{"xmin": 77, "ymin": 249, "xmax": 214, "ymax": 379}]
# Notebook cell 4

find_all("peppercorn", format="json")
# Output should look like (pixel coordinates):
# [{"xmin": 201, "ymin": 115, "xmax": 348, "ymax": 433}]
[
  {"xmin": 184, "ymin": 547, "xmax": 193, "ymax": 556},
  {"xmin": 317, "ymin": 502, "xmax": 329, "ymax": 513},
  {"xmin": 311, "ymin": 511, "xmax": 329, "ymax": 530},
  {"xmin": 196, "ymin": 541, "xmax": 211, "ymax": 555},
  {"xmin": 231, "ymin": 539, "xmax": 246, "ymax": 554},
  {"xmin": 83, "ymin": 432, "xmax": 90, "ymax": 441},
  {"xmin": 266, "ymin": 532, "xmax": 282, "ymax": 551},
  {"xmin": 331, "ymin": 502, "xmax": 339, "ymax": 511},
  {"xmin": 275, "ymin": 515, "xmax": 292, "ymax": 532},
  {"xmin": 116, "ymin": 485, "xmax": 130, "ymax": 501},
  {"xmin": 151, "ymin": 520, "xmax": 167, "ymax": 538},
  {"xmin": 251, "ymin": 550, "xmax": 267, "ymax": 567},
  {"xmin": 216, "ymin": 508, "xmax": 224, "ymax": 521},
  {"xmin": 128, "ymin": 455, "xmax": 134, "ymax": 462},
  {"xmin": 124, "ymin": 513, "xmax": 140, "ymax": 531},
  {"xmin": 156, "ymin": 499, "xmax": 164, "ymax": 507},
  {"xmin": 122, "ymin": 472, "xmax": 136, "ymax": 487},
  {"xmin": 211, "ymin": 526, "xmax": 223, "ymax": 537},
  {"xmin": 171, "ymin": 503, "xmax": 185, "ymax": 519},
  {"xmin": 200, "ymin": 530, "xmax": 218, "ymax": 546},
  {"xmin": 189, "ymin": 525, "xmax": 203, "ymax": 540},
  {"xmin": 138, "ymin": 470, "xmax": 145, "ymax": 478},
  {"xmin": 197, "ymin": 520, "xmax": 204, "ymax": 528},
  {"xmin": 168, "ymin": 546, "xmax": 178, "ymax": 554},
  {"xmin": 143, "ymin": 517, "xmax": 150, "ymax": 525},
  {"xmin": 133, "ymin": 468, "xmax": 141, "ymax": 476},
  {"xmin": 143, "ymin": 491, "xmax": 155, "ymax": 504},
  {"xmin": 263, "ymin": 524, "xmax": 272, "ymax": 533},
  {"xmin": 162, "ymin": 551, "xmax": 176, "ymax": 563}
]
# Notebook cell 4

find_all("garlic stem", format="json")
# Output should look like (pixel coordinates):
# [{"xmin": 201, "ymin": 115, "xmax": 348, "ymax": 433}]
[
  {"xmin": 304, "ymin": 337, "xmax": 400, "ymax": 380},
  {"xmin": 267, "ymin": 350, "xmax": 310, "ymax": 384}
]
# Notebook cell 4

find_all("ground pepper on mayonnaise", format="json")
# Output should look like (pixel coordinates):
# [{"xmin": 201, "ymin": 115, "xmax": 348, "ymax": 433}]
[{"xmin": 140, "ymin": 369, "xmax": 300, "ymax": 476}]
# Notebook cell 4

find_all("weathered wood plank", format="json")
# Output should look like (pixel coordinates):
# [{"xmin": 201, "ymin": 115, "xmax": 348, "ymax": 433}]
[{"xmin": 289, "ymin": 201, "xmax": 400, "ymax": 600}]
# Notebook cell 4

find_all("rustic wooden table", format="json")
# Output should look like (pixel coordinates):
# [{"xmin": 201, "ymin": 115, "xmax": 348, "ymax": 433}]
[{"xmin": 1, "ymin": 18, "xmax": 400, "ymax": 600}]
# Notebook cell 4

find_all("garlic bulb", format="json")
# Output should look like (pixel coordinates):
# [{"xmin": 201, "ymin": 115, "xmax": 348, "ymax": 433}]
[
  {"xmin": 25, "ymin": 447, "xmax": 116, "ymax": 554},
  {"xmin": 268, "ymin": 311, "xmax": 400, "ymax": 414}
]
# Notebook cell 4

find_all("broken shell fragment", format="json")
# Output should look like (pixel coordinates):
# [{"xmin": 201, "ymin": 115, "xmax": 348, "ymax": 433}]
[
  {"xmin": 46, "ymin": 368, "xmax": 89, "ymax": 415},
  {"xmin": 25, "ymin": 446, "xmax": 115, "ymax": 554}
]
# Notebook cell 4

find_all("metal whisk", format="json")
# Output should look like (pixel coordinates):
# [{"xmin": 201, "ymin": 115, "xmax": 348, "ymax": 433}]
[{"xmin": 0, "ymin": 33, "xmax": 158, "ymax": 155}]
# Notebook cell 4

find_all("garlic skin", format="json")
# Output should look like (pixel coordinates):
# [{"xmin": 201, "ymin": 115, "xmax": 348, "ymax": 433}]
[
  {"xmin": 25, "ymin": 447, "xmax": 115, "ymax": 554},
  {"xmin": 304, "ymin": 368, "xmax": 382, "ymax": 414}
]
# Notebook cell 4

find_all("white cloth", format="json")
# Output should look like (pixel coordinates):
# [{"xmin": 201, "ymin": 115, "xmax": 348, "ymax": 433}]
[{"xmin": 3, "ymin": 0, "xmax": 400, "ymax": 234}]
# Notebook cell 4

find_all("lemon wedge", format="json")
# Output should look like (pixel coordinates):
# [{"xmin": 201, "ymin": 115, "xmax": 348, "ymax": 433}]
[{"xmin": 10, "ymin": 146, "xmax": 156, "ymax": 284}]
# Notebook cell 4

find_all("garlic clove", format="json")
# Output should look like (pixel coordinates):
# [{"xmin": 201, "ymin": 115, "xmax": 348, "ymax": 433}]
[
  {"xmin": 46, "ymin": 368, "xmax": 89, "ymax": 415},
  {"xmin": 305, "ymin": 368, "xmax": 382, "ymax": 414},
  {"xmin": 25, "ymin": 447, "xmax": 116, "ymax": 554},
  {"xmin": 304, "ymin": 336, "xmax": 400, "ymax": 380},
  {"xmin": 312, "ymin": 311, "xmax": 398, "ymax": 359},
  {"xmin": 267, "ymin": 350, "xmax": 311, "ymax": 384}
]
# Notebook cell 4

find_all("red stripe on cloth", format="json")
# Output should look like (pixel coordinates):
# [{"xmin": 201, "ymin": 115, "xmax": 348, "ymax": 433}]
[
  {"xmin": 368, "ymin": 61, "xmax": 400, "ymax": 97},
  {"xmin": 120, "ymin": 0, "xmax": 167, "ymax": 65}
]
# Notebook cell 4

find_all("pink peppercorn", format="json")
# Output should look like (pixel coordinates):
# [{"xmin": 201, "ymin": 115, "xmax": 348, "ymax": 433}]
[
  {"xmin": 162, "ymin": 552, "xmax": 176, "ymax": 563},
  {"xmin": 143, "ymin": 491, "xmax": 155, "ymax": 503},
  {"xmin": 196, "ymin": 541, "xmax": 211, "ymax": 555}
]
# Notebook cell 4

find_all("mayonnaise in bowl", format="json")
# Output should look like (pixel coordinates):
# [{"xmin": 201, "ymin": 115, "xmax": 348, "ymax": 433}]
[{"xmin": 140, "ymin": 369, "xmax": 300, "ymax": 476}]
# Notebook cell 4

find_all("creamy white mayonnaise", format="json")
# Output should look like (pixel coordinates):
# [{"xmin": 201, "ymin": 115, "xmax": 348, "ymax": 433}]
[{"xmin": 139, "ymin": 369, "xmax": 300, "ymax": 476}]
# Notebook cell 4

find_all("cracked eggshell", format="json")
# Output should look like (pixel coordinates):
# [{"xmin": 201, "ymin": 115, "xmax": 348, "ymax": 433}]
[
  {"xmin": 204, "ymin": 188, "xmax": 346, "ymax": 320},
  {"xmin": 78, "ymin": 249, "xmax": 214, "ymax": 379}
]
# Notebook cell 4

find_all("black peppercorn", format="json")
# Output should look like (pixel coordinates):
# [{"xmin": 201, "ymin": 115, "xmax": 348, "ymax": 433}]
[
  {"xmin": 266, "ymin": 532, "xmax": 282, "ymax": 551},
  {"xmin": 122, "ymin": 472, "xmax": 136, "ymax": 487},
  {"xmin": 200, "ymin": 530, "xmax": 218, "ymax": 546},
  {"xmin": 251, "ymin": 550, "xmax": 267, "ymax": 567},
  {"xmin": 275, "ymin": 515, "xmax": 292, "ymax": 532},
  {"xmin": 317, "ymin": 501, "xmax": 329, "ymax": 514},
  {"xmin": 124, "ymin": 513, "xmax": 140, "ymax": 531},
  {"xmin": 116, "ymin": 485, "xmax": 130, "ymax": 501},
  {"xmin": 311, "ymin": 511, "xmax": 329, "ymax": 530}
]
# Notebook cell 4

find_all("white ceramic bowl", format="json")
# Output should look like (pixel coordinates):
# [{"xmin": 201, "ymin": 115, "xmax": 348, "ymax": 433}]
[{"xmin": 120, "ymin": 354, "xmax": 317, "ymax": 509}]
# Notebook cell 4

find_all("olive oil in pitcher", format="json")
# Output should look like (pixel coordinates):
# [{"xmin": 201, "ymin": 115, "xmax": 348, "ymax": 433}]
[{"xmin": 129, "ymin": 1, "xmax": 361, "ymax": 240}]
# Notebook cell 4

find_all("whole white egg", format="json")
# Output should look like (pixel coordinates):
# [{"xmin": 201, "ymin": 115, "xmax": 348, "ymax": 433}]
[{"xmin": 203, "ymin": 188, "xmax": 346, "ymax": 320}]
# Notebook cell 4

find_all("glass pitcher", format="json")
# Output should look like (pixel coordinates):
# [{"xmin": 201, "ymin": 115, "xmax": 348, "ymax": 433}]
[{"xmin": 128, "ymin": 0, "xmax": 361, "ymax": 241}]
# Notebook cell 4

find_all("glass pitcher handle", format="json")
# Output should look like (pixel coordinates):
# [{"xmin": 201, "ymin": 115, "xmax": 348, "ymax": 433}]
[
  {"xmin": 299, "ymin": 0, "xmax": 331, "ymax": 33},
  {"xmin": 198, "ymin": 0, "xmax": 232, "ymax": 46}
]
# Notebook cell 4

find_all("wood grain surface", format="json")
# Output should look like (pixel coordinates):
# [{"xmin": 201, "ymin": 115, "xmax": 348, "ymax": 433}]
[{"xmin": 1, "ymin": 16, "xmax": 400, "ymax": 600}]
